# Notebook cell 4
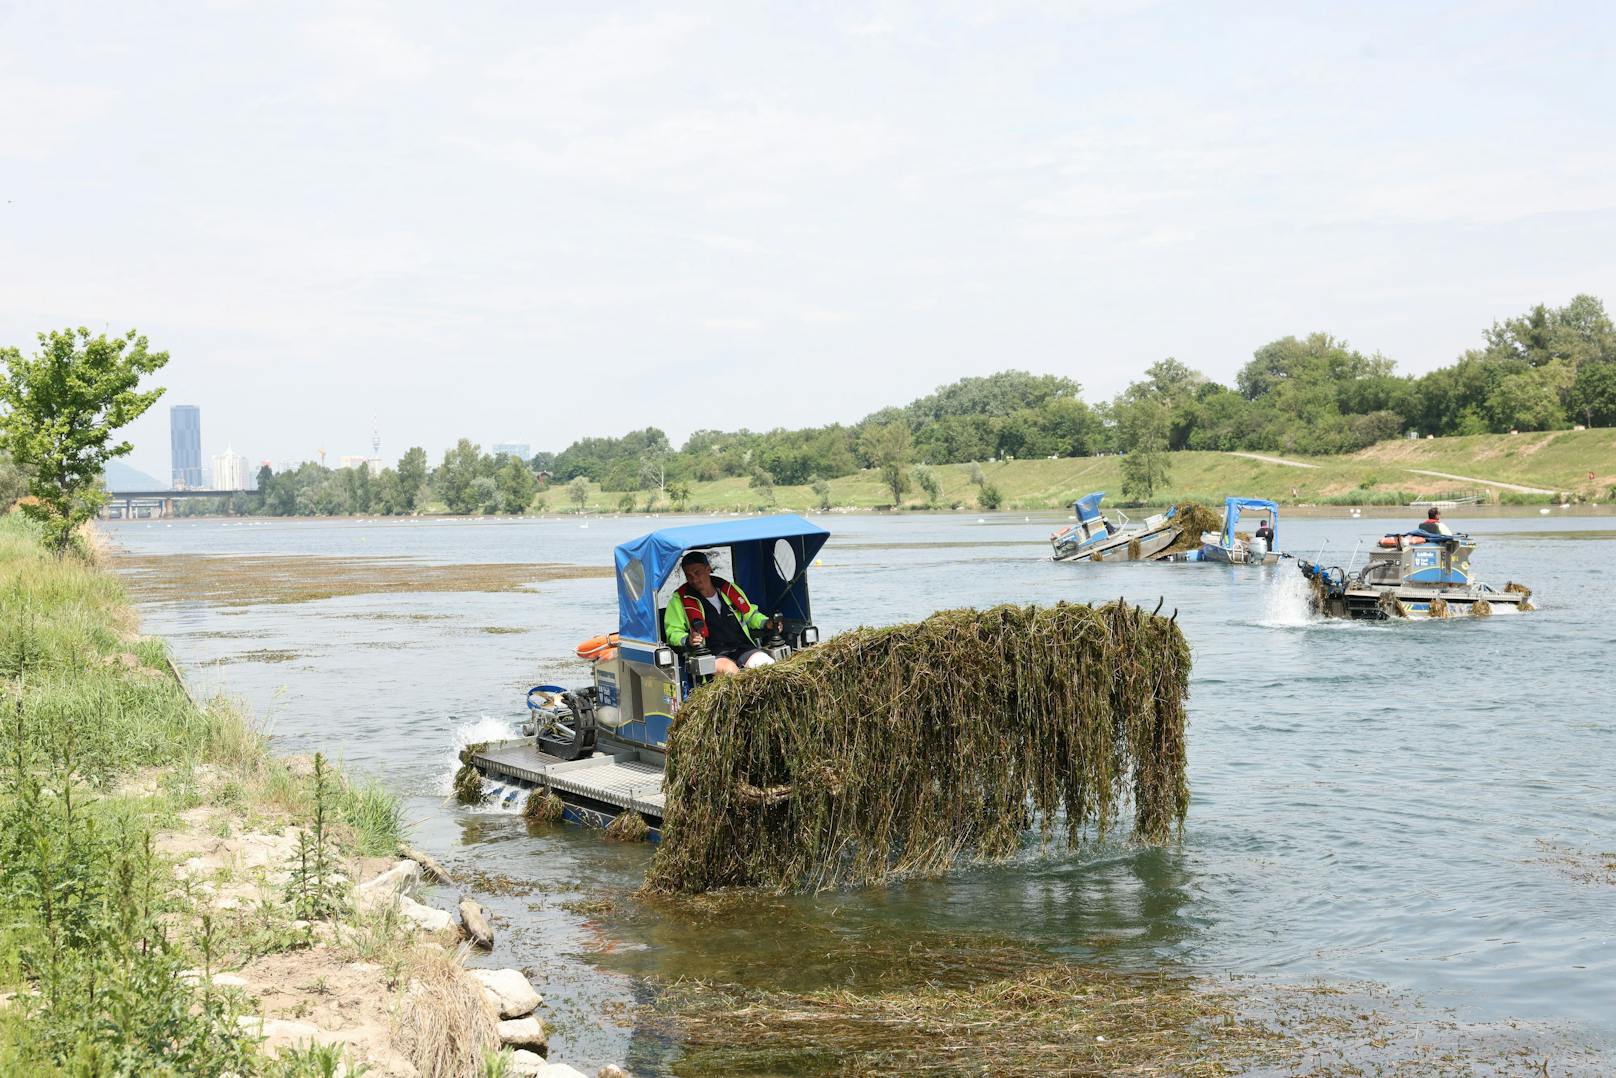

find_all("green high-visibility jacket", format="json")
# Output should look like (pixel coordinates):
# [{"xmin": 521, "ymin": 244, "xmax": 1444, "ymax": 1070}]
[{"xmin": 664, "ymin": 577, "xmax": 767, "ymax": 648}]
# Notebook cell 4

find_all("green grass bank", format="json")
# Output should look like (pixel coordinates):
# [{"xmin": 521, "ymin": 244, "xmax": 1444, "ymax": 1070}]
[{"xmin": 0, "ymin": 513, "xmax": 439, "ymax": 1076}]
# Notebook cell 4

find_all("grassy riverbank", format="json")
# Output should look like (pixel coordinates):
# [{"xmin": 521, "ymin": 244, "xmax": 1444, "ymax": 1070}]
[
  {"xmin": 518, "ymin": 428, "xmax": 1616, "ymax": 515},
  {"xmin": 0, "ymin": 514, "xmax": 499, "ymax": 1076}
]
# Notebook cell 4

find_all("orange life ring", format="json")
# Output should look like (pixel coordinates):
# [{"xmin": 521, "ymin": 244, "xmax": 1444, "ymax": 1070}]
[
  {"xmin": 575, "ymin": 633, "xmax": 619, "ymax": 660},
  {"xmin": 1377, "ymin": 535, "xmax": 1425, "ymax": 548}
]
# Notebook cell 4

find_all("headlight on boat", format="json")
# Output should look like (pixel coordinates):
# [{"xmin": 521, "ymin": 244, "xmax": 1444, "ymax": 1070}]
[
  {"xmin": 654, "ymin": 646, "xmax": 675, "ymax": 669},
  {"xmin": 800, "ymin": 625, "xmax": 819, "ymax": 645}
]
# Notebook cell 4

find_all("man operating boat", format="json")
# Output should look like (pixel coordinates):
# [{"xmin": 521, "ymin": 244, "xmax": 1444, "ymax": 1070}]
[{"xmin": 664, "ymin": 550, "xmax": 783, "ymax": 674}]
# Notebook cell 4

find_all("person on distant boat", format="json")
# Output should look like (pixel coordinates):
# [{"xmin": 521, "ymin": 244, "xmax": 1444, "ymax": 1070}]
[
  {"xmin": 664, "ymin": 551, "xmax": 783, "ymax": 675},
  {"xmin": 1254, "ymin": 518, "xmax": 1276, "ymax": 548},
  {"xmin": 1417, "ymin": 507, "xmax": 1454, "ymax": 537}
]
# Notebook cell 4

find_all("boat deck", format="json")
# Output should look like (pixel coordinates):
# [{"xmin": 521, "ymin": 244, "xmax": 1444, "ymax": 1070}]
[{"xmin": 471, "ymin": 739, "xmax": 666, "ymax": 818}]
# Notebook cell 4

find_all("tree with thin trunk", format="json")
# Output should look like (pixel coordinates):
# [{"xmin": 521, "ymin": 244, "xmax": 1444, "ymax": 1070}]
[
  {"xmin": 0, "ymin": 328, "xmax": 168, "ymax": 552},
  {"xmin": 860, "ymin": 421, "xmax": 913, "ymax": 506}
]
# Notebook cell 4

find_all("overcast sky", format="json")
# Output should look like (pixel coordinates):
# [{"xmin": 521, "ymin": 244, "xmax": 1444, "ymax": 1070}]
[{"xmin": 3, "ymin": 1, "xmax": 1612, "ymax": 480}]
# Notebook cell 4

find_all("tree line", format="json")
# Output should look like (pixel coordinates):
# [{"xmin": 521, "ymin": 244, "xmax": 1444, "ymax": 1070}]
[
  {"xmin": 5, "ymin": 294, "xmax": 1612, "ymax": 534},
  {"xmin": 539, "ymin": 293, "xmax": 1616, "ymax": 503}
]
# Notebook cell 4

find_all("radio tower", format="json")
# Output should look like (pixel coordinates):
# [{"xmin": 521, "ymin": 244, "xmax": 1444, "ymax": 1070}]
[{"xmin": 371, "ymin": 418, "xmax": 381, "ymax": 460}]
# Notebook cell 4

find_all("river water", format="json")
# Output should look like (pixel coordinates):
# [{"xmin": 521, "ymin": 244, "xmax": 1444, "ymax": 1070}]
[{"xmin": 104, "ymin": 510, "xmax": 1616, "ymax": 1073}]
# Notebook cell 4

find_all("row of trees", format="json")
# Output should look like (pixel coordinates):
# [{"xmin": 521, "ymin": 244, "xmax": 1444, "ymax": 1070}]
[
  {"xmin": 193, "ymin": 440, "xmax": 546, "ymax": 517},
  {"xmin": 537, "ymin": 294, "xmax": 1616, "ymax": 505}
]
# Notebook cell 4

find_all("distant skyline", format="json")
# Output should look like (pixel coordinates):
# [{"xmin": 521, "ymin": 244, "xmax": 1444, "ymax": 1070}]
[{"xmin": 4, "ymin": 2, "xmax": 1613, "ymax": 480}]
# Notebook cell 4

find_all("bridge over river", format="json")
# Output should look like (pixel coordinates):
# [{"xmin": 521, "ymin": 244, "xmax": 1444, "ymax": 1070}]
[{"xmin": 101, "ymin": 489, "xmax": 245, "ymax": 518}]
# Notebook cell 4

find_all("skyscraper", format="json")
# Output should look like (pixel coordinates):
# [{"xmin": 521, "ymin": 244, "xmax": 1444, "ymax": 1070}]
[
  {"xmin": 170, "ymin": 405, "xmax": 202, "ymax": 489},
  {"xmin": 212, "ymin": 446, "xmax": 247, "ymax": 491}
]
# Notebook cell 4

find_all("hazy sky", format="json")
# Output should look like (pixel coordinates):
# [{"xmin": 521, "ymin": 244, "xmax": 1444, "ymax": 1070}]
[{"xmin": 3, "ymin": 1, "xmax": 1612, "ymax": 480}]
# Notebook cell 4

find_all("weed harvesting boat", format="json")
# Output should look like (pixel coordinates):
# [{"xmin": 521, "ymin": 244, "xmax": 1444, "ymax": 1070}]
[
  {"xmin": 1049, "ymin": 492, "xmax": 1183, "ymax": 563},
  {"xmin": 1298, "ymin": 531, "xmax": 1533, "ymax": 619},
  {"xmin": 459, "ymin": 515, "xmax": 829, "ymax": 838}
]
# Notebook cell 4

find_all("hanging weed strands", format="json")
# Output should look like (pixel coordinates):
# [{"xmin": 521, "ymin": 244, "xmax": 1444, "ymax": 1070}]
[{"xmin": 644, "ymin": 600, "xmax": 1191, "ymax": 894}]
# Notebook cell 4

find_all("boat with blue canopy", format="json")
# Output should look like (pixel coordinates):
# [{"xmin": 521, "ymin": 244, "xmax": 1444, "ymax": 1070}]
[
  {"xmin": 1299, "ymin": 529, "xmax": 1532, "ymax": 619},
  {"xmin": 1164, "ymin": 496, "xmax": 1282, "ymax": 565},
  {"xmin": 1049, "ymin": 491, "xmax": 1184, "ymax": 563},
  {"xmin": 463, "ymin": 514, "xmax": 830, "ymax": 838}
]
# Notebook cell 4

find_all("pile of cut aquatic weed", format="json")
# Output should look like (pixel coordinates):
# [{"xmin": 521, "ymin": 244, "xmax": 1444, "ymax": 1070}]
[
  {"xmin": 644, "ymin": 600, "xmax": 1190, "ymax": 894},
  {"xmin": 1158, "ymin": 501, "xmax": 1223, "ymax": 557}
]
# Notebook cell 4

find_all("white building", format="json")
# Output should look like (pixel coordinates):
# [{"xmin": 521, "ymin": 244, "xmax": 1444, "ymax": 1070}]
[
  {"xmin": 212, "ymin": 446, "xmax": 249, "ymax": 491},
  {"xmin": 338, "ymin": 455, "xmax": 384, "ymax": 476}
]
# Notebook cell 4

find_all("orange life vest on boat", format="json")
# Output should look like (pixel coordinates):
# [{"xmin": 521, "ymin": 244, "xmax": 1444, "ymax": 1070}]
[{"xmin": 675, "ymin": 577, "xmax": 756, "ymax": 644}]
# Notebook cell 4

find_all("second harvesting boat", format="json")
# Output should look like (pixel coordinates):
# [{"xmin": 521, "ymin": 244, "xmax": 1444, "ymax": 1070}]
[{"xmin": 1298, "ymin": 530, "xmax": 1533, "ymax": 619}]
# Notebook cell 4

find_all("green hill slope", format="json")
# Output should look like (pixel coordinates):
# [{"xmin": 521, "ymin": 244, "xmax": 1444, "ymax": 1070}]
[{"xmin": 550, "ymin": 429, "xmax": 1616, "ymax": 513}]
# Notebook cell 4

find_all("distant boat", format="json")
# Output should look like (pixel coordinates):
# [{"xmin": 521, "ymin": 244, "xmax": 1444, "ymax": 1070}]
[
  {"xmin": 1050, "ymin": 492, "xmax": 1183, "ymax": 563},
  {"xmin": 1161, "ymin": 497, "xmax": 1282, "ymax": 566}
]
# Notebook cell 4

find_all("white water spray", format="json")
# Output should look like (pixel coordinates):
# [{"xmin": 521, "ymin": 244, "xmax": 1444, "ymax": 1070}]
[
  {"xmin": 438, "ymin": 715, "xmax": 521, "ymax": 799},
  {"xmin": 1261, "ymin": 565, "xmax": 1316, "ymax": 627}
]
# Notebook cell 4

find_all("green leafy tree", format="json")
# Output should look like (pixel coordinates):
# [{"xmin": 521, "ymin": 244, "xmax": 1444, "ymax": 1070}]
[
  {"xmin": 436, "ymin": 439, "xmax": 484, "ymax": 514},
  {"xmin": 567, "ymin": 475, "xmax": 590, "ymax": 513},
  {"xmin": 859, "ymin": 421, "xmax": 912, "ymax": 505},
  {"xmin": 495, "ymin": 456, "xmax": 537, "ymax": 513},
  {"xmin": 372, "ymin": 467, "xmax": 405, "ymax": 514},
  {"xmin": 912, "ymin": 463, "xmax": 940, "ymax": 506},
  {"xmin": 1568, "ymin": 361, "xmax": 1616, "ymax": 427},
  {"xmin": 669, "ymin": 481, "xmax": 692, "ymax": 511},
  {"xmin": 0, "ymin": 328, "xmax": 168, "ymax": 551},
  {"xmin": 810, "ymin": 475, "xmax": 832, "ymax": 511},
  {"xmin": 749, "ymin": 468, "xmax": 776, "ymax": 505},
  {"xmin": 977, "ymin": 481, "xmax": 1002, "ymax": 510},
  {"xmin": 473, "ymin": 476, "xmax": 501, "ymax": 514},
  {"xmin": 396, "ymin": 446, "xmax": 428, "ymax": 511},
  {"xmin": 0, "ymin": 450, "xmax": 27, "ymax": 509},
  {"xmin": 617, "ymin": 491, "xmax": 637, "ymax": 513},
  {"xmin": 1118, "ymin": 399, "xmax": 1172, "ymax": 501}
]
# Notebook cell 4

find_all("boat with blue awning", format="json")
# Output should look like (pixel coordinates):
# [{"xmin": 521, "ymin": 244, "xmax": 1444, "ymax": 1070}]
[
  {"xmin": 464, "ymin": 514, "xmax": 830, "ymax": 837},
  {"xmin": 1163, "ymin": 496, "xmax": 1283, "ymax": 565}
]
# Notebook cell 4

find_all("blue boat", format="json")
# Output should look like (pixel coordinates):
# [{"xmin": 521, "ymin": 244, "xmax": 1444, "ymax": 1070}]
[
  {"xmin": 1049, "ymin": 492, "xmax": 1183, "ymax": 563},
  {"xmin": 1164, "ymin": 496, "xmax": 1282, "ymax": 565},
  {"xmin": 465, "ymin": 514, "xmax": 830, "ymax": 837}
]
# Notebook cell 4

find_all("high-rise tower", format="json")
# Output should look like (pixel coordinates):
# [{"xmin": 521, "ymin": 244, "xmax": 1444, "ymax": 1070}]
[{"xmin": 170, "ymin": 405, "xmax": 202, "ymax": 489}]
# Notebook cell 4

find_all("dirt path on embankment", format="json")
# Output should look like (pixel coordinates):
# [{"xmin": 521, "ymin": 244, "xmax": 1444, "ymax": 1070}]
[
  {"xmin": 1404, "ymin": 468, "xmax": 1556, "ymax": 495},
  {"xmin": 1227, "ymin": 451, "xmax": 1320, "ymax": 469}
]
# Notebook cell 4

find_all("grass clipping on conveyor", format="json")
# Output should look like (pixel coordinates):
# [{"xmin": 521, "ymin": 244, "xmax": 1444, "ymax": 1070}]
[{"xmin": 644, "ymin": 601, "xmax": 1190, "ymax": 895}]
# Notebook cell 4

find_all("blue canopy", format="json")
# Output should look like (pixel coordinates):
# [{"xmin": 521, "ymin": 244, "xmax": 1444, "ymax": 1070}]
[
  {"xmin": 613, "ymin": 514, "xmax": 831, "ymax": 642},
  {"xmin": 1221, "ymin": 497, "xmax": 1279, "ymax": 546},
  {"xmin": 1073, "ymin": 491, "xmax": 1105, "ymax": 524}
]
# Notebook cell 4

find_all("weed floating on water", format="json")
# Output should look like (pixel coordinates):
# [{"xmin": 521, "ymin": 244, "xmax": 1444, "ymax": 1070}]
[{"xmin": 645, "ymin": 600, "xmax": 1190, "ymax": 894}]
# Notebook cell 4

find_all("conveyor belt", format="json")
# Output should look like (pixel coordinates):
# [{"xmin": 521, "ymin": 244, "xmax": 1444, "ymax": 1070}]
[{"xmin": 471, "ymin": 739, "xmax": 665, "ymax": 817}]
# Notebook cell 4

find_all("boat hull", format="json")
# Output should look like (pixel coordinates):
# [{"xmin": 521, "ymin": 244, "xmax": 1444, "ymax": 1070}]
[
  {"xmin": 1053, "ymin": 523, "xmax": 1179, "ymax": 563},
  {"xmin": 1316, "ymin": 587, "xmax": 1527, "ymax": 620}
]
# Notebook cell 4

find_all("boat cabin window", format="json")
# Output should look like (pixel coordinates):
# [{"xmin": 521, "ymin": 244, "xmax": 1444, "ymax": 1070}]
[
  {"xmin": 772, "ymin": 538, "xmax": 796, "ymax": 581},
  {"xmin": 621, "ymin": 557, "xmax": 647, "ymax": 602}
]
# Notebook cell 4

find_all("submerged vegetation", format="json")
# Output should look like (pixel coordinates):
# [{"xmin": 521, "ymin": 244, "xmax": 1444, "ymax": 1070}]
[
  {"xmin": 115, "ymin": 552, "xmax": 610, "ymax": 606},
  {"xmin": 646, "ymin": 601, "xmax": 1190, "ymax": 894}
]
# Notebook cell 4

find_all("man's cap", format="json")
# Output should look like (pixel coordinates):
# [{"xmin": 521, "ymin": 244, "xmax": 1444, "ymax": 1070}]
[{"xmin": 680, "ymin": 550, "xmax": 710, "ymax": 568}]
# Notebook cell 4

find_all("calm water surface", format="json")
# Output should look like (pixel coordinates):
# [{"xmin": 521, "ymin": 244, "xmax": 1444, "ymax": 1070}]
[{"xmin": 104, "ymin": 511, "xmax": 1616, "ymax": 1072}]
